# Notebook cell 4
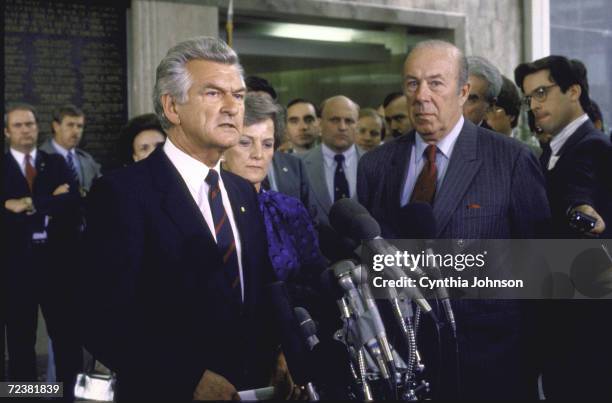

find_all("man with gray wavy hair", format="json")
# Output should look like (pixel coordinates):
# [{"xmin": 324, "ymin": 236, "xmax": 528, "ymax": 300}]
[
  {"xmin": 82, "ymin": 36, "xmax": 284, "ymax": 401},
  {"xmin": 463, "ymin": 56, "xmax": 503, "ymax": 127}
]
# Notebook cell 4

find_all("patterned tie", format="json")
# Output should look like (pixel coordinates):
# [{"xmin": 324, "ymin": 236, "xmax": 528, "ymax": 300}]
[
  {"xmin": 334, "ymin": 154, "xmax": 350, "ymax": 202},
  {"xmin": 410, "ymin": 145, "xmax": 438, "ymax": 204},
  {"xmin": 66, "ymin": 152, "xmax": 80, "ymax": 185},
  {"xmin": 205, "ymin": 170, "xmax": 242, "ymax": 305},
  {"xmin": 25, "ymin": 153, "xmax": 37, "ymax": 192}
]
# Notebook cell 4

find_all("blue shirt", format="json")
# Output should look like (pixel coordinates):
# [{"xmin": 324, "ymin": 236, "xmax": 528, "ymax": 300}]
[{"xmin": 400, "ymin": 116, "xmax": 464, "ymax": 206}]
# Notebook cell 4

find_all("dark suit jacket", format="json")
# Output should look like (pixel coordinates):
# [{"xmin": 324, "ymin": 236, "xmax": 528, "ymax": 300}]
[
  {"xmin": 540, "ymin": 119, "xmax": 612, "ymax": 237},
  {"xmin": 358, "ymin": 119, "xmax": 550, "ymax": 239},
  {"xmin": 81, "ymin": 147, "xmax": 277, "ymax": 401},
  {"xmin": 357, "ymin": 120, "xmax": 551, "ymax": 399},
  {"xmin": 2, "ymin": 150, "xmax": 80, "ymax": 273},
  {"xmin": 270, "ymin": 151, "xmax": 313, "ymax": 214}
]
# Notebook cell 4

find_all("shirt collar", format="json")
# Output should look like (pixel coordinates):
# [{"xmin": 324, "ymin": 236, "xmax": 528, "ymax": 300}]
[
  {"xmin": 415, "ymin": 115, "xmax": 464, "ymax": 162},
  {"xmin": 51, "ymin": 139, "xmax": 74, "ymax": 158},
  {"xmin": 10, "ymin": 147, "xmax": 37, "ymax": 166},
  {"xmin": 163, "ymin": 138, "xmax": 221, "ymax": 191},
  {"xmin": 322, "ymin": 143, "xmax": 357, "ymax": 168},
  {"xmin": 550, "ymin": 114, "xmax": 589, "ymax": 156}
]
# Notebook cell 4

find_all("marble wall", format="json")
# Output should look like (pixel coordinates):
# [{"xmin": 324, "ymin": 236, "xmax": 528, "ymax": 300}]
[{"xmin": 129, "ymin": 0, "xmax": 523, "ymax": 114}]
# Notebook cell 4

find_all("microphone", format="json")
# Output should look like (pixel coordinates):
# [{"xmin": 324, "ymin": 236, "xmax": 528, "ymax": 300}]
[
  {"xmin": 329, "ymin": 200, "xmax": 434, "ymax": 316},
  {"xmin": 293, "ymin": 307, "xmax": 321, "ymax": 401},
  {"xmin": 265, "ymin": 282, "xmax": 313, "ymax": 389},
  {"xmin": 399, "ymin": 203, "xmax": 456, "ymax": 335},
  {"xmin": 294, "ymin": 307, "xmax": 319, "ymax": 351}
]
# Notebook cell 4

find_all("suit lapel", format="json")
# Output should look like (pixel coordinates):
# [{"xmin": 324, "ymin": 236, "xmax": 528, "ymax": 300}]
[
  {"xmin": 5, "ymin": 152, "xmax": 30, "ymax": 195},
  {"xmin": 306, "ymin": 146, "xmax": 332, "ymax": 214},
  {"xmin": 433, "ymin": 120, "xmax": 482, "ymax": 237},
  {"xmin": 148, "ymin": 148, "xmax": 216, "ymax": 247},
  {"xmin": 556, "ymin": 120, "xmax": 593, "ymax": 159},
  {"xmin": 387, "ymin": 134, "xmax": 414, "ymax": 211}
]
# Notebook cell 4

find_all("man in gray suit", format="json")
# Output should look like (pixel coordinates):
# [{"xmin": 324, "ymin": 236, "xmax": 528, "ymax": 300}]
[
  {"xmin": 301, "ymin": 95, "xmax": 364, "ymax": 227},
  {"xmin": 358, "ymin": 40, "xmax": 550, "ymax": 400},
  {"xmin": 39, "ymin": 105, "xmax": 101, "ymax": 196},
  {"xmin": 301, "ymin": 95, "xmax": 364, "ymax": 260}
]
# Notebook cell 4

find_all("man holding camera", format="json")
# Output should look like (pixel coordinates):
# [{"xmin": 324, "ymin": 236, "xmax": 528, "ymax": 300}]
[{"xmin": 515, "ymin": 56, "xmax": 612, "ymax": 237}]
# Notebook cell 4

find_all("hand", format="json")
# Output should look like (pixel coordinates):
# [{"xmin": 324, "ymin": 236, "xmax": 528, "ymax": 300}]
[
  {"xmin": 193, "ymin": 370, "xmax": 240, "ymax": 401},
  {"xmin": 53, "ymin": 183, "xmax": 70, "ymax": 196},
  {"xmin": 4, "ymin": 197, "xmax": 33, "ymax": 213},
  {"xmin": 572, "ymin": 204, "xmax": 606, "ymax": 235},
  {"xmin": 269, "ymin": 351, "xmax": 306, "ymax": 400}
]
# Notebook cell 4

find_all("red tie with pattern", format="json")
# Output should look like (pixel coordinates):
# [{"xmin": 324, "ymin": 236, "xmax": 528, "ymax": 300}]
[
  {"xmin": 410, "ymin": 144, "xmax": 438, "ymax": 204},
  {"xmin": 25, "ymin": 153, "xmax": 37, "ymax": 192},
  {"xmin": 205, "ymin": 170, "xmax": 242, "ymax": 306}
]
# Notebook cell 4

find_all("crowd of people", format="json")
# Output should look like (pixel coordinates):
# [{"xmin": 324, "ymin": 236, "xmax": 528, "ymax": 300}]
[{"xmin": 2, "ymin": 35, "xmax": 612, "ymax": 401}]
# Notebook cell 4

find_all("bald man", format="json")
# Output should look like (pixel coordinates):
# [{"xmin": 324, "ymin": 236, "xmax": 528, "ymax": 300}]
[{"xmin": 300, "ymin": 96, "xmax": 365, "ymax": 259}]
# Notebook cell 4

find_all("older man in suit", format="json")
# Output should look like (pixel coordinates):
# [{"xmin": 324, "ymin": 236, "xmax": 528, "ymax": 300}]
[
  {"xmin": 81, "ymin": 37, "xmax": 290, "ymax": 401},
  {"xmin": 301, "ymin": 95, "xmax": 364, "ymax": 259},
  {"xmin": 3, "ymin": 103, "xmax": 82, "ymax": 401},
  {"xmin": 39, "ymin": 105, "xmax": 101, "ymax": 195},
  {"xmin": 357, "ymin": 40, "xmax": 550, "ymax": 399}
]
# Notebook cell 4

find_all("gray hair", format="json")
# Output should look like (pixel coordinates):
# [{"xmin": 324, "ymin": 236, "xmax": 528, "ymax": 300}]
[
  {"xmin": 153, "ymin": 36, "xmax": 243, "ymax": 130},
  {"xmin": 244, "ymin": 92, "xmax": 285, "ymax": 150},
  {"xmin": 4, "ymin": 102, "xmax": 38, "ymax": 128},
  {"xmin": 410, "ymin": 40, "xmax": 469, "ymax": 92},
  {"xmin": 467, "ymin": 56, "xmax": 503, "ymax": 102}
]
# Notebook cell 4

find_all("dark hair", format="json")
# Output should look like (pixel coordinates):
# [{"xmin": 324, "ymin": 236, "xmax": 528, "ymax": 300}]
[
  {"xmin": 495, "ymin": 76, "xmax": 521, "ymax": 128},
  {"xmin": 52, "ymin": 104, "xmax": 84, "ymax": 123},
  {"xmin": 245, "ymin": 76, "xmax": 277, "ymax": 100},
  {"xmin": 514, "ymin": 55, "xmax": 591, "ymax": 111},
  {"xmin": 382, "ymin": 91, "xmax": 404, "ymax": 108},
  {"xmin": 586, "ymin": 99, "xmax": 603, "ymax": 126},
  {"xmin": 244, "ymin": 93, "xmax": 285, "ymax": 150},
  {"xmin": 286, "ymin": 98, "xmax": 319, "ymax": 117},
  {"xmin": 117, "ymin": 113, "xmax": 166, "ymax": 166},
  {"xmin": 4, "ymin": 102, "xmax": 38, "ymax": 128}
]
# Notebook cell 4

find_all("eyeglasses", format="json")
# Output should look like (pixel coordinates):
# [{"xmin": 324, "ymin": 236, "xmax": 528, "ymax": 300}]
[{"xmin": 521, "ymin": 84, "xmax": 558, "ymax": 109}]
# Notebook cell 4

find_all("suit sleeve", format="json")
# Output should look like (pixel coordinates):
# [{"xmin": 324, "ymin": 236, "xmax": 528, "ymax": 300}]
[
  {"xmin": 509, "ymin": 146, "xmax": 551, "ymax": 237},
  {"xmin": 81, "ymin": 177, "xmax": 205, "ymax": 400},
  {"xmin": 563, "ymin": 139, "xmax": 609, "ymax": 210},
  {"xmin": 32, "ymin": 156, "xmax": 80, "ymax": 217}
]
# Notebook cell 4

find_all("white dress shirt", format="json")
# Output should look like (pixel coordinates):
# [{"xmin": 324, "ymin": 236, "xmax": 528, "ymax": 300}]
[
  {"xmin": 10, "ymin": 147, "xmax": 38, "ymax": 177},
  {"xmin": 163, "ymin": 139, "xmax": 244, "ymax": 300},
  {"xmin": 322, "ymin": 143, "xmax": 358, "ymax": 202},
  {"xmin": 548, "ymin": 114, "xmax": 589, "ymax": 170}
]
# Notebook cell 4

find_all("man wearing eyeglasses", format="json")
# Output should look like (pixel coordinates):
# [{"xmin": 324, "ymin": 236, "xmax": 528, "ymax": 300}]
[
  {"xmin": 515, "ymin": 56, "xmax": 611, "ymax": 238},
  {"xmin": 515, "ymin": 56, "xmax": 612, "ymax": 400},
  {"xmin": 463, "ymin": 56, "xmax": 503, "ymax": 128}
]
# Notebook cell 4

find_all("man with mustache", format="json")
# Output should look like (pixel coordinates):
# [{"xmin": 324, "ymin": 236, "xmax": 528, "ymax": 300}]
[
  {"xmin": 39, "ymin": 105, "xmax": 101, "ymax": 196},
  {"xmin": 81, "ymin": 37, "xmax": 285, "ymax": 401},
  {"xmin": 357, "ymin": 40, "xmax": 550, "ymax": 399},
  {"xmin": 383, "ymin": 92, "xmax": 412, "ymax": 139}
]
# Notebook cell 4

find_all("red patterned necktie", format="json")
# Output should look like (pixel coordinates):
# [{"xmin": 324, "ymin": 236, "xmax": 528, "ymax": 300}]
[
  {"xmin": 25, "ymin": 153, "xmax": 37, "ymax": 192},
  {"xmin": 410, "ymin": 144, "xmax": 438, "ymax": 204}
]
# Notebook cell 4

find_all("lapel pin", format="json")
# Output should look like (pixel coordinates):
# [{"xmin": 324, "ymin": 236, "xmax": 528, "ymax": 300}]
[
  {"xmin": 240, "ymin": 206, "xmax": 246, "ymax": 213},
  {"xmin": 282, "ymin": 167, "xmax": 288, "ymax": 172}
]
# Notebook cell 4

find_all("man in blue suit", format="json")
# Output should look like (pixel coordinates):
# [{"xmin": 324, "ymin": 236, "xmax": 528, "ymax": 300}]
[
  {"xmin": 81, "ymin": 37, "xmax": 288, "ymax": 401},
  {"xmin": 357, "ymin": 40, "xmax": 550, "ymax": 399}
]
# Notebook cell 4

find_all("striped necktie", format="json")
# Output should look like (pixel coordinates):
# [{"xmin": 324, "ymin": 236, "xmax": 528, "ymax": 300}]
[
  {"xmin": 66, "ymin": 152, "xmax": 80, "ymax": 185},
  {"xmin": 205, "ymin": 170, "xmax": 242, "ymax": 306}
]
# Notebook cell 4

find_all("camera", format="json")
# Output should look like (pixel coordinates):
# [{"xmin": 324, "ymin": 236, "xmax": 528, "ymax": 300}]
[{"xmin": 568, "ymin": 210, "xmax": 597, "ymax": 234}]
